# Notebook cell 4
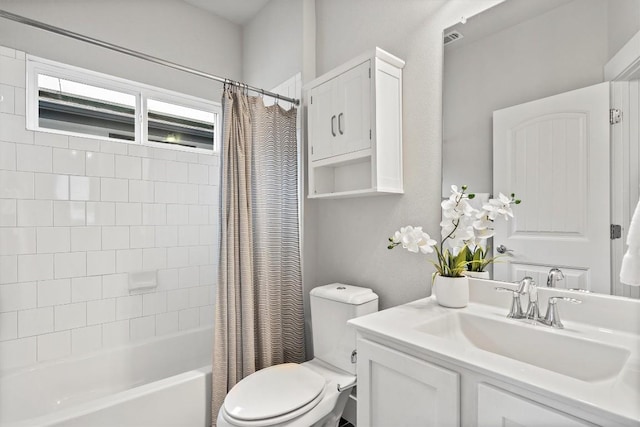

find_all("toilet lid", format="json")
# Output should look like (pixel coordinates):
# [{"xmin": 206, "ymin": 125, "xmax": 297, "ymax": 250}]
[{"xmin": 224, "ymin": 363, "xmax": 326, "ymax": 421}]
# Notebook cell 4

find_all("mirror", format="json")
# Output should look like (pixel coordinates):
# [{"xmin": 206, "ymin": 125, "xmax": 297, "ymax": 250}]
[{"xmin": 442, "ymin": 0, "xmax": 640, "ymax": 297}]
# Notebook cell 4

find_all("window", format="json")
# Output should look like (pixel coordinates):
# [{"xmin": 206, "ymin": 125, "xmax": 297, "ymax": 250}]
[
  {"xmin": 27, "ymin": 56, "xmax": 220, "ymax": 153},
  {"xmin": 37, "ymin": 74, "xmax": 136, "ymax": 141},
  {"xmin": 146, "ymin": 99, "xmax": 215, "ymax": 151}
]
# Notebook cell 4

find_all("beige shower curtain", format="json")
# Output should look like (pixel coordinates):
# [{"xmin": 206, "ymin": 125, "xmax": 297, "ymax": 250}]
[{"xmin": 211, "ymin": 85, "xmax": 304, "ymax": 424}]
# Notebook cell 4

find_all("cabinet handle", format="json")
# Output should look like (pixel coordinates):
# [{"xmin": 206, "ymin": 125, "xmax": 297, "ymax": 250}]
[
  {"xmin": 338, "ymin": 113, "xmax": 344, "ymax": 135},
  {"xmin": 331, "ymin": 115, "xmax": 336, "ymax": 137}
]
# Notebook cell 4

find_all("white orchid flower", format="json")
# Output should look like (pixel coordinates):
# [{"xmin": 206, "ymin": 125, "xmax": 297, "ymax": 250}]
[
  {"xmin": 473, "ymin": 226, "xmax": 495, "ymax": 241},
  {"xmin": 483, "ymin": 193, "xmax": 515, "ymax": 221},
  {"xmin": 392, "ymin": 226, "xmax": 436, "ymax": 254},
  {"xmin": 441, "ymin": 197, "xmax": 460, "ymax": 219},
  {"xmin": 444, "ymin": 222, "xmax": 475, "ymax": 252},
  {"xmin": 472, "ymin": 215, "xmax": 492, "ymax": 230}
]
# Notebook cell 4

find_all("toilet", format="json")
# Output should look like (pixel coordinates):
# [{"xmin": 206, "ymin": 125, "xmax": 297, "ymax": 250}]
[{"xmin": 217, "ymin": 283, "xmax": 379, "ymax": 427}]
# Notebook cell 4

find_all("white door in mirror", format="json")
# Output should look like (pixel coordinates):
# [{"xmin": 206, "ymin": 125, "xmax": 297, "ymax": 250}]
[{"xmin": 492, "ymin": 82, "xmax": 610, "ymax": 293}]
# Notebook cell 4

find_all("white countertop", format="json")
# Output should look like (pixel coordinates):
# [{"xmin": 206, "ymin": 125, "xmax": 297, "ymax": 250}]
[{"xmin": 348, "ymin": 279, "xmax": 640, "ymax": 425}]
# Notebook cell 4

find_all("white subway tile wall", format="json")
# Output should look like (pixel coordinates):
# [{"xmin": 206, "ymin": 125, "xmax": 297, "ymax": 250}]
[{"xmin": 0, "ymin": 47, "xmax": 219, "ymax": 371}]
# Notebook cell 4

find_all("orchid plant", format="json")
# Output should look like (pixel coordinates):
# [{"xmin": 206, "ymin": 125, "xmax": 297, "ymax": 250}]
[{"xmin": 388, "ymin": 185, "xmax": 521, "ymax": 278}]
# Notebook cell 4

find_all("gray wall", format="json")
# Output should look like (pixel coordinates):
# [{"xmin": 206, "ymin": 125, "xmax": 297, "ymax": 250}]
[
  {"xmin": 242, "ymin": 0, "xmax": 303, "ymax": 90},
  {"xmin": 442, "ymin": 0, "xmax": 609, "ymax": 195},
  {"xmin": 607, "ymin": 0, "xmax": 640, "ymax": 59},
  {"xmin": 309, "ymin": 0, "xmax": 502, "ymax": 310},
  {"xmin": 0, "ymin": 0, "xmax": 243, "ymax": 100}
]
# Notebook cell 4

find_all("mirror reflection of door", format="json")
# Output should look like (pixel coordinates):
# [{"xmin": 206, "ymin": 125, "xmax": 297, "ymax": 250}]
[
  {"xmin": 442, "ymin": 0, "xmax": 640, "ymax": 298},
  {"xmin": 492, "ymin": 83, "xmax": 610, "ymax": 294}
]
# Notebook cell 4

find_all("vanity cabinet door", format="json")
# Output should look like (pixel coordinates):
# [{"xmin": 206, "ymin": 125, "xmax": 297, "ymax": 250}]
[
  {"xmin": 477, "ymin": 383, "xmax": 596, "ymax": 427},
  {"xmin": 357, "ymin": 339, "xmax": 459, "ymax": 427}
]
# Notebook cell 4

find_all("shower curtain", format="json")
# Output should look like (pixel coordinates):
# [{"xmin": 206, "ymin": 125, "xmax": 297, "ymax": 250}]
[{"xmin": 212, "ymin": 85, "xmax": 304, "ymax": 424}]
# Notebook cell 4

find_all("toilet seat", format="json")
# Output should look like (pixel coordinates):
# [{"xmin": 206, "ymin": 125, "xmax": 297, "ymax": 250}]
[{"xmin": 222, "ymin": 363, "xmax": 327, "ymax": 426}]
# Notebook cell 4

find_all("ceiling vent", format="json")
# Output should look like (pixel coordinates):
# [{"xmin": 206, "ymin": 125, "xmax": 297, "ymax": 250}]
[{"xmin": 443, "ymin": 30, "xmax": 463, "ymax": 46}]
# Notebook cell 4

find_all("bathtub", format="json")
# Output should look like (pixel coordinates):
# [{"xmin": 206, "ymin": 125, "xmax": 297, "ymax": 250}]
[{"xmin": 0, "ymin": 327, "xmax": 213, "ymax": 427}]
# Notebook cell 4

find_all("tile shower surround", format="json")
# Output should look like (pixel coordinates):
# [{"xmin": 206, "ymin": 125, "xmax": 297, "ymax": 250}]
[{"xmin": 0, "ymin": 46, "xmax": 219, "ymax": 370}]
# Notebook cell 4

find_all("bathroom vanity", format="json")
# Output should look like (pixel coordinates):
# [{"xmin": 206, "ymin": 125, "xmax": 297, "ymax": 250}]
[{"xmin": 349, "ymin": 279, "xmax": 640, "ymax": 426}]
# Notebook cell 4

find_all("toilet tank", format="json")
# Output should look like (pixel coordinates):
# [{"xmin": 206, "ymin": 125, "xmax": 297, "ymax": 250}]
[{"xmin": 310, "ymin": 283, "xmax": 378, "ymax": 375}]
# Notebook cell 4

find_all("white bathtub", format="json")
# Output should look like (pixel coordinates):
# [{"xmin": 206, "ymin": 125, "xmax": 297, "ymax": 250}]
[{"xmin": 0, "ymin": 327, "xmax": 213, "ymax": 427}]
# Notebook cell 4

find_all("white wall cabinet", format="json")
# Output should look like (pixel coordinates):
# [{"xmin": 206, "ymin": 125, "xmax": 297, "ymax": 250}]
[
  {"xmin": 308, "ymin": 61, "xmax": 371, "ymax": 161},
  {"xmin": 356, "ymin": 336, "xmax": 606, "ymax": 427},
  {"xmin": 306, "ymin": 48, "xmax": 404, "ymax": 198}
]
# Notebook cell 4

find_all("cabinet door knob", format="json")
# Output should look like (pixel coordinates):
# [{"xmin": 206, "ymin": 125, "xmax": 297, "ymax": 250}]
[
  {"xmin": 338, "ymin": 113, "xmax": 344, "ymax": 135},
  {"xmin": 331, "ymin": 115, "xmax": 337, "ymax": 137}
]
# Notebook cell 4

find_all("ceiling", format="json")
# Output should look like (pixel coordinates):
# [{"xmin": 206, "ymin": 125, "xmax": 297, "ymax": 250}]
[
  {"xmin": 182, "ymin": 0, "xmax": 270, "ymax": 25},
  {"xmin": 445, "ymin": 0, "xmax": 574, "ymax": 49}
]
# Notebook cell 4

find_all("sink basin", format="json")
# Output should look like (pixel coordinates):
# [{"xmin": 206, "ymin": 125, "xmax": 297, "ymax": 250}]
[{"xmin": 416, "ymin": 312, "xmax": 630, "ymax": 382}]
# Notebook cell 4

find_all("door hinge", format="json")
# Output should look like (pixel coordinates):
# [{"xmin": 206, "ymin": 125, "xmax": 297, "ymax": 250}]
[
  {"xmin": 611, "ymin": 224, "xmax": 622, "ymax": 240},
  {"xmin": 369, "ymin": 129, "xmax": 372, "ymax": 140},
  {"xmin": 610, "ymin": 109, "xmax": 622, "ymax": 125},
  {"xmin": 311, "ymin": 146, "xmax": 314, "ymax": 155},
  {"xmin": 310, "ymin": 96, "xmax": 313, "ymax": 104},
  {"xmin": 369, "ymin": 68, "xmax": 371, "ymax": 79}
]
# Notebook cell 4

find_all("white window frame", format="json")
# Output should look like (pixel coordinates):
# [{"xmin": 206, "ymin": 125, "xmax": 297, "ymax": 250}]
[{"xmin": 26, "ymin": 55, "xmax": 221, "ymax": 154}]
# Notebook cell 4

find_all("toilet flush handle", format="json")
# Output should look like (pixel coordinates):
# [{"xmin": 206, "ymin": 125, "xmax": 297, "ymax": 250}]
[{"xmin": 337, "ymin": 381, "xmax": 357, "ymax": 392}]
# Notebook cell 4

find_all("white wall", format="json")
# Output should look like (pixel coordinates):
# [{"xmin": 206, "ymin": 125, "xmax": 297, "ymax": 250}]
[
  {"xmin": 0, "ymin": 0, "xmax": 242, "ymax": 101},
  {"xmin": 242, "ymin": 0, "xmax": 303, "ymax": 90},
  {"xmin": 309, "ymin": 0, "xmax": 501, "ymax": 310},
  {"xmin": 442, "ymin": 0, "xmax": 608, "ymax": 195}
]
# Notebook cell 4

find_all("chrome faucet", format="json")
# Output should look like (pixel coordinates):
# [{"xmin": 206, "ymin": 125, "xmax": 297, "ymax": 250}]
[
  {"xmin": 495, "ymin": 276, "xmax": 534, "ymax": 319},
  {"xmin": 546, "ymin": 268, "xmax": 564, "ymax": 288},
  {"xmin": 540, "ymin": 296, "xmax": 582, "ymax": 328},
  {"xmin": 524, "ymin": 278, "xmax": 540, "ymax": 321}
]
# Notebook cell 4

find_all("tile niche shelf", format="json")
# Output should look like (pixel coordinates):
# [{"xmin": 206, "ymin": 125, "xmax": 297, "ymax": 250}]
[{"xmin": 306, "ymin": 47, "xmax": 404, "ymax": 199}]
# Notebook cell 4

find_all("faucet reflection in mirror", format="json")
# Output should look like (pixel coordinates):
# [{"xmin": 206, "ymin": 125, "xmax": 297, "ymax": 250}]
[{"xmin": 388, "ymin": 185, "xmax": 520, "ymax": 307}]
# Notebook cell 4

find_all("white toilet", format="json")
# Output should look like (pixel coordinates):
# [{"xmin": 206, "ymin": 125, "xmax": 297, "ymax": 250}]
[{"xmin": 217, "ymin": 283, "xmax": 379, "ymax": 427}]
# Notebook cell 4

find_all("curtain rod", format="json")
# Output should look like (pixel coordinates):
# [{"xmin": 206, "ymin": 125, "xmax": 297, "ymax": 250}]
[{"xmin": 0, "ymin": 9, "xmax": 300, "ymax": 106}]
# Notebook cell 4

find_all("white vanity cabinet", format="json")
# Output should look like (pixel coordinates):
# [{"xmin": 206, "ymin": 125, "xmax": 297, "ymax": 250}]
[
  {"xmin": 356, "ymin": 336, "xmax": 605, "ymax": 427},
  {"xmin": 477, "ymin": 384, "xmax": 595, "ymax": 427},
  {"xmin": 306, "ymin": 48, "xmax": 404, "ymax": 198},
  {"xmin": 357, "ymin": 339, "xmax": 460, "ymax": 427}
]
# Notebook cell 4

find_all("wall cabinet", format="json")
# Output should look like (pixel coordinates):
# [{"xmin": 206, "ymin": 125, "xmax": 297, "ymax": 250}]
[
  {"xmin": 306, "ymin": 48, "xmax": 404, "ymax": 198},
  {"xmin": 308, "ymin": 61, "xmax": 371, "ymax": 161},
  {"xmin": 356, "ymin": 337, "xmax": 608, "ymax": 427}
]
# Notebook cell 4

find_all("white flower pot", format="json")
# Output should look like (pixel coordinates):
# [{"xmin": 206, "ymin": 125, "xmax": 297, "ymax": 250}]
[
  {"xmin": 464, "ymin": 270, "xmax": 490, "ymax": 280},
  {"xmin": 433, "ymin": 275, "xmax": 469, "ymax": 308}
]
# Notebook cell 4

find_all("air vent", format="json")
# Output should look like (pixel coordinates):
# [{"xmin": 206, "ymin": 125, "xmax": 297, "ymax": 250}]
[{"xmin": 443, "ymin": 30, "xmax": 463, "ymax": 46}]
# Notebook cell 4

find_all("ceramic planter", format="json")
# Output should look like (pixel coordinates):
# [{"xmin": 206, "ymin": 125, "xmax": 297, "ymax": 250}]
[{"xmin": 433, "ymin": 275, "xmax": 469, "ymax": 308}]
